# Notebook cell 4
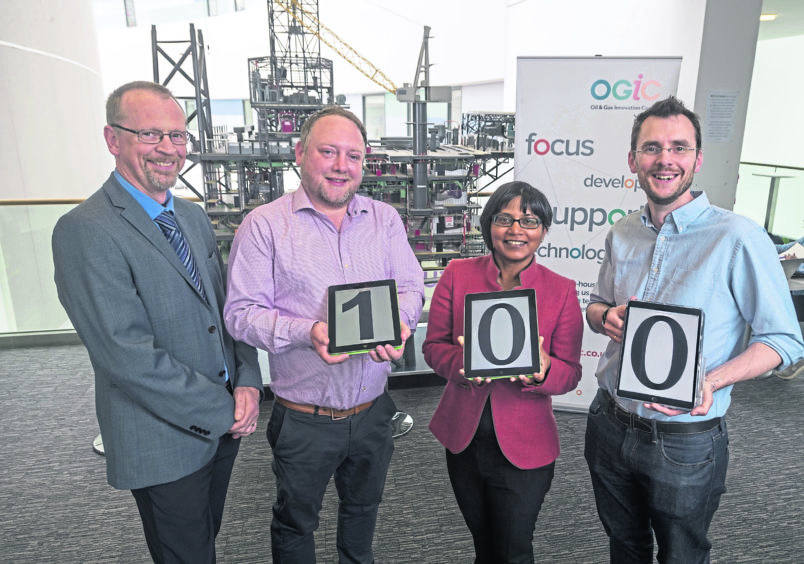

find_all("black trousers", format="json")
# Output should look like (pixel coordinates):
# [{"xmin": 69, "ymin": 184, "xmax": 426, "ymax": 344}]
[
  {"xmin": 267, "ymin": 391, "xmax": 396, "ymax": 564},
  {"xmin": 446, "ymin": 400, "xmax": 555, "ymax": 564},
  {"xmin": 131, "ymin": 433, "xmax": 240, "ymax": 564}
]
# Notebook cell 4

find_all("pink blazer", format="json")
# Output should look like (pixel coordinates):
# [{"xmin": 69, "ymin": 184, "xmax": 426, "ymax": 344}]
[{"xmin": 424, "ymin": 254, "xmax": 583, "ymax": 469}]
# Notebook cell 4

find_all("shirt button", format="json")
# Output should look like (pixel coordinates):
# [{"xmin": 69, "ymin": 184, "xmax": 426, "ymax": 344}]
[
  {"xmin": 218, "ymin": 370, "xmax": 226, "ymax": 378},
  {"xmin": 660, "ymin": 236, "xmax": 666, "ymax": 242},
  {"xmin": 653, "ymin": 267, "xmax": 659, "ymax": 273},
  {"xmin": 208, "ymin": 326, "xmax": 217, "ymax": 333},
  {"xmin": 362, "ymin": 387, "xmax": 367, "ymax": 391}
]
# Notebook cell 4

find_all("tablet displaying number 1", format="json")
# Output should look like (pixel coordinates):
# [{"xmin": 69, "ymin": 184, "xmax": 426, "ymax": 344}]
[{"xmin": 327, "ymin": 279, "xmax": 402, "ymax": 355}]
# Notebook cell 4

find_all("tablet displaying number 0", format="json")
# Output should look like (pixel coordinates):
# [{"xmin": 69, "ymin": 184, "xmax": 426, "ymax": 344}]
[
  {"xmin": 463, "ymin": 289, "xmax": 540, "ymax": 380},
  {"xmin": 616, "ymin": 299, "xmax": 705, "ymax": 410}
]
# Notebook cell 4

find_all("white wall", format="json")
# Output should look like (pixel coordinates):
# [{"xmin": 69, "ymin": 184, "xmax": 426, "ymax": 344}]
[
  {"xmin": 460, "ymin": 81, "xmax": 505, "ymax": 114},
  {"xmin": 1, "ymin": 0, "xmax": 109, "ymax": 200},
  {"xmin": 502, "ymin": 0, "xmax": 707, "ymax": 111},
  {"xmin": 742, "ymin": 34, "xmax": 804, "ymax": 168}
]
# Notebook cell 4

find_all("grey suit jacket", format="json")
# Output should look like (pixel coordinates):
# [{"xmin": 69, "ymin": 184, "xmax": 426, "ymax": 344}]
[{"xmin": 53, "ymin": 173, "xmax": 262, "ymax": 490}]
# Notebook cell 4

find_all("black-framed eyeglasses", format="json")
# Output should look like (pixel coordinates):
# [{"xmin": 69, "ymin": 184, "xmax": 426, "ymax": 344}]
[
  {"xmin": 633, "ymin": 145, "xmax": 698, "ymax": 157},
  {"xmin": 491, "ymin": 214, "xmax": 542, "ymax": 229},
  {"xmin": 110, "ymin": 124, "xmax": 189, "ymax": 145}
]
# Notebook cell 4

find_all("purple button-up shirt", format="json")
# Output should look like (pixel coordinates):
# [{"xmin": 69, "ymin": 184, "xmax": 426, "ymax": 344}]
[{"xmin": 224, "ymin": 188, "xmax": 424, "ymax": 409}]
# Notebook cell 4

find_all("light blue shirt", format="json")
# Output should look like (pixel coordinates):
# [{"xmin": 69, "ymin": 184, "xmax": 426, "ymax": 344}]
[
  {"xmin": 114, "ymin": 170, "xmax": 175, "ymax": 219},
  {"xmin": 590, "ymin": 191, "xmax": 804, "ymax": 421}
]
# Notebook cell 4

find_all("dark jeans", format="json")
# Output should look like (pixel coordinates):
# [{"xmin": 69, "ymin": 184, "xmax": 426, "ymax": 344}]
[
  {"xmin": 267, "ymin": 391, "xmax": 396, "ymax": 564},
  {"xmin": 446, "ymin": 400, "xmax": 555, "ymax": 564},
  {"xmin": 131, "ymin": 433, "xmax": 240, "ymax": 564},
  {"xmin": 584, "ymin": 390, "xmax": 729, "ymax": 564}
]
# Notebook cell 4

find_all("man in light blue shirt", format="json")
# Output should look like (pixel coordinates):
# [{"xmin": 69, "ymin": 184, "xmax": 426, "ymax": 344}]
[{"xmin": 584, "ymin": 96, "xmax": 804, "ymax": 563}]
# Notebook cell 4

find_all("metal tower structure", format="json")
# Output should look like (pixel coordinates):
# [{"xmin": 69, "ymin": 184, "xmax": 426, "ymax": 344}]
[
  {"xmin": 152, "ymin": 23, "xmax": 295, "ymax": 253},
  {"xmin": 248, "ymin": 0, "xmax": 334, "ymax": 143},
  {"xmin": 151, "ymin": 23, "xmax": 212, "ymax": 202}
]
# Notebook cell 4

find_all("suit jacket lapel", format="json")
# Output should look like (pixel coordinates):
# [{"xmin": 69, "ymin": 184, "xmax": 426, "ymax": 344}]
[{"xmin": 103, "ymin": 176, "xmax": 210, "ymax": 306}]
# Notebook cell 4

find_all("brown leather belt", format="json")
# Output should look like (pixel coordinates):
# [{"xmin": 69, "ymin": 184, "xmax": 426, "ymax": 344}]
[{"xmin": 275, "ymin": 396, "xmax": 375, "ymax": 420}]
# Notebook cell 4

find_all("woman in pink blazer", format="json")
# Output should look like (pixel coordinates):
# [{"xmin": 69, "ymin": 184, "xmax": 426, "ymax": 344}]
[{"xmin": 424, "ymin": 181, "xmax": 583, "ymax": 563}]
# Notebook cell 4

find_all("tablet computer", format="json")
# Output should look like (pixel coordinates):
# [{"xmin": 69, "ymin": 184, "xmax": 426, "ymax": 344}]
[
  {"xmin": 327, "ymin": 279, "xmax": 402, "ymax": 355},
  {"xmin": 463, "ymin": 289, "xmax": 540, "ymax": 380},
  {"xmin": 616, "ymin": 299, "xmax": 705, "ymax": 410}
]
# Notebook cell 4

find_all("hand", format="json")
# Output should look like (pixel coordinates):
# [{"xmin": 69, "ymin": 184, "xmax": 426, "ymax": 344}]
[
  {"xmin": 456, "ymin": 336, "xmax": 492, "ymax": 385},
  {"xmin": 601, "ymin": 298, "xmax": 636, "ymax": 343},
  {"xmin": 643, "ymin": 379, "xmax": 714, "ymax": 417},
  {"xmin": 511, "ymin": 336, "xmax": 549, "ymax": 385},
  {"xmin": 310, "ymin": 321, "xmax": 350, "ymax": 365},
  {"xmin": 368, "ymin": 322, "xmax": 412, "ymax": 363},
  {"xmin": 229, "ymin": 386, "xmax": 261, "ymax": 438}
]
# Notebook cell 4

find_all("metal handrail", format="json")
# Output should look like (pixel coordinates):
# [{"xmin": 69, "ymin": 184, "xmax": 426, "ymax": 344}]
[{"xmin": 740, "ymin": 161, "xmax": 804, "ymax": 172}]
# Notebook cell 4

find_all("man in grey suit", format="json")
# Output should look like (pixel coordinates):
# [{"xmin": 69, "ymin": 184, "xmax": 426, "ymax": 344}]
[{"xmin": 52, "ymin": 81, "xmax": 263, "ymax": 564}]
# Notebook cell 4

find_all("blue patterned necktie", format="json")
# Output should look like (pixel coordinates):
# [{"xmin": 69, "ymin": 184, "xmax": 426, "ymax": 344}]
[{"xmin": 154, "ymin": 210, "xmax": 206, "ymax": 299}]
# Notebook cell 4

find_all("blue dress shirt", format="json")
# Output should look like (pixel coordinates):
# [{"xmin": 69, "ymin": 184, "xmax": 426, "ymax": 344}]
[{"xmin": 590, "ymin": 191, "xmax": 804, "ymax": 421}]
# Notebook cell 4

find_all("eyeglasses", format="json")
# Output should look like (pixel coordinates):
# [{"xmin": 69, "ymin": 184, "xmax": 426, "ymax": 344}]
[
  {"xmin": 491, "ymin": 214, "xmax": 542, "ymax": 229},
  {"xmin": 633, "ymin": 146, "xmax": 698, "ymax": 157},
  {"xmin": 110, "ymin": 124, "xmax": 189, "ymax": 145}
]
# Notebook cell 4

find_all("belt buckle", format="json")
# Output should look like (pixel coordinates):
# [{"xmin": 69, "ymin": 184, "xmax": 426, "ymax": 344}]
[{"xmin": 330, "ymin": 408, "xmax": 350, "ymax": 421}]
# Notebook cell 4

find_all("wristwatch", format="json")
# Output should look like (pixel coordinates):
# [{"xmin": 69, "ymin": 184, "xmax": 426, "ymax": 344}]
[{"xmin": 601, "ymin": 306, "xmax": 613, "ymax": 326}]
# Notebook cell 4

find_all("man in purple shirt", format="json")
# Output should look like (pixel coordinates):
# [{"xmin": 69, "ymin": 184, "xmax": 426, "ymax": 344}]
[{"xmin": 224, "ymin": 106, "xmax": 424, "ymax": 563}]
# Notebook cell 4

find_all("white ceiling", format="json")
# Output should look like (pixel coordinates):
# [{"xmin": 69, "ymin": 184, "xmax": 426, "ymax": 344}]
[{"xmin": 759, "ymin": 0, "xmax": 804, "ymax": 40}]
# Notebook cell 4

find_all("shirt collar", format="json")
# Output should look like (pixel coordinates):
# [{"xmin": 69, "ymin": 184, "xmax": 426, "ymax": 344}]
[
  {"xmin": 640, "ymin": 190, "xmax": 709, "ymax": 233},
  {"xmin": 114, "ymin": 170, "xmax": 175, "ymax": 220}
]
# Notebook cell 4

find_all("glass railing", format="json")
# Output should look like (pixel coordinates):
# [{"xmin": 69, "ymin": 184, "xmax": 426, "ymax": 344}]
[
  {"xmin": 0, "ymin": 194, "xmax": 195, "ymax": 345},
  {"xmin": 0, "ymin": 200, "xmax": 81, "ymax": 342},
  {"xmin": 734, "ymin": 162, "xmax": 803, "ymax": 241}
]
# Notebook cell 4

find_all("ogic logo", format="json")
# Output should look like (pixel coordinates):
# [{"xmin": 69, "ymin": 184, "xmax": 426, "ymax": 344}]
[
  {"xmin": 525, "ymin": 133, "xmax": 594, "ymax": 157},
  {"xmin": 590, "ymin": 74, "xmax": 661, "ymax": 101}
]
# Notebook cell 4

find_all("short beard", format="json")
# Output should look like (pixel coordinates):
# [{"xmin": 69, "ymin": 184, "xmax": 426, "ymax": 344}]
[
  {"xmin": 145, "ymin": 169, "xmax": 177, "ymax": 193},
  {"xmin": 641, "ymin": 174, "xmax": 693, "ymax": 206}
]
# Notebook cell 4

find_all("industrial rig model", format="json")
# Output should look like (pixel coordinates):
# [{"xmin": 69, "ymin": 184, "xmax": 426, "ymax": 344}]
[{"xmin": 151, "ymin": 0, "xmax": 514, "ymax": 269}]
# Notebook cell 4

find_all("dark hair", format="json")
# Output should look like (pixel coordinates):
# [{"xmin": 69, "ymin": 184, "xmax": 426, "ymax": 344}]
[
  {"xmin": 106, "ymin": 81, "xmax": 180, "ymax": 125},
  {"xmin": 479, "ymin": 181, "xmax": 552, "ymax": 251},
  {"xmin": 298, "ymin": 105, "xmax": 367, "ymax": 149},
  {"xmin": 630, "ymin": 96, "xmax": 701, "ymax": 152}
]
